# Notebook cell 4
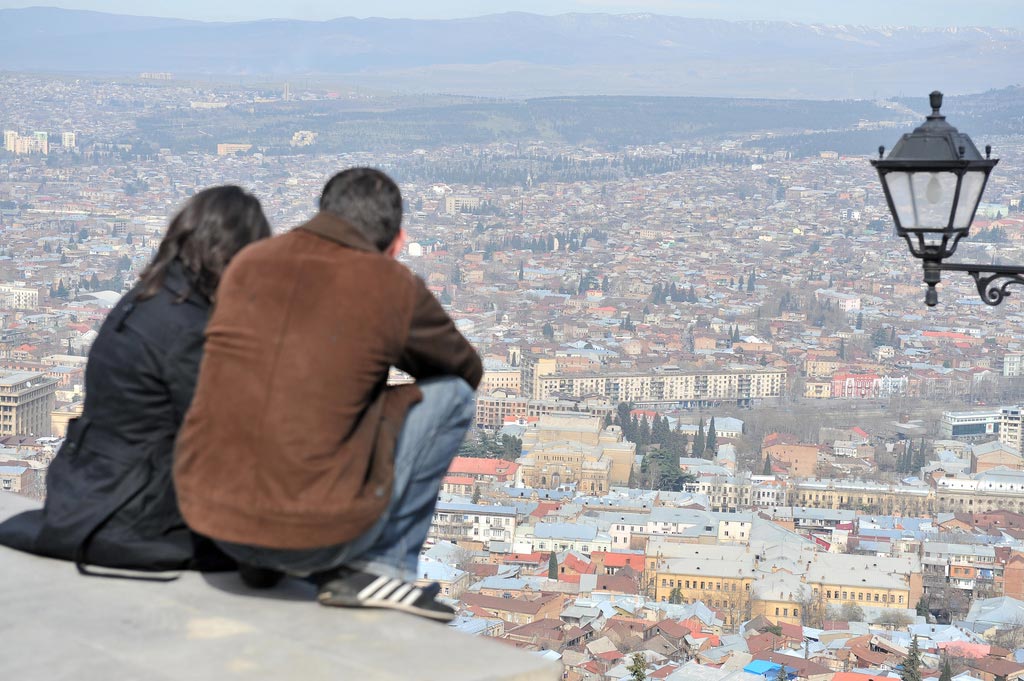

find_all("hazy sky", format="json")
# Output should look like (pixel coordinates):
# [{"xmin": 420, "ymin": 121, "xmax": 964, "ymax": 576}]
[{"xmin": 3, "ymin": 0, "xmax": 1024, "ymax": 28}]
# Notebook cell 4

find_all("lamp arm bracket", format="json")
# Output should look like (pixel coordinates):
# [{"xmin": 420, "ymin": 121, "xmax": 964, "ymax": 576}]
[{"xmin": 936, "ymin": 262, "xmax": 1024, "ymax": 306}]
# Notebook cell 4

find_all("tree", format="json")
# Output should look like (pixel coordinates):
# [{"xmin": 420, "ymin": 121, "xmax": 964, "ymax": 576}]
[
  {"xmin": 541, "ymin": 322, "xmax": 554, "ymax": 340},
  {"xmin": 548, "ymin": 551, "xmax": 558, "ymax": 581},
  {"xmin": 669, "ymin": 586, "xmax": 683, "ymax": 604},
  {"xmin": 939, "ymin": 658, "xmax": 953, "ymax": 681},
  {"xmin": 747, "ymin": 271, "xmax": 756, "ymax": 292},
  {"xmin": 518, "ymin": 261, "xmax": 524, "ymax": 281},
  {"xmin": 901, "ymin": 636, "xmax": 922, "ymax": 681},
  {"xmin": 837, "ymin": 602, "xmax": 865, "ymax": 622},
  {"xmin": 693, "ymin": 418, "xmax": 706, "ymax": 458},
  {"xmin": 705, "ymin": 418, "xmax": 718, "ymax": 457},
  {"xmin": 627, "ymin": 653, "xmax": 647, "ymax": 681},
  {"xmin": 916, "ymin": 595, "xmax": 930, "ymax": 619},
  {"xmin": 775, "ymin": 664, "xmax": 788, "ymax": 681},
  {"xmin": 855, "ymin": 311, "xmax": 863, "ymax": 330}
]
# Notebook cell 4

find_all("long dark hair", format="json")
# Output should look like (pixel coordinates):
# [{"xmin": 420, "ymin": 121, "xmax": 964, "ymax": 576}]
[{"xmin": 136, "ymin": 185, "xmax": 271, "ymax": 302}]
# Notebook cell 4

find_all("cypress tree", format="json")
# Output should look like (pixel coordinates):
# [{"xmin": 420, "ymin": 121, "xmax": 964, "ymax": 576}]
[
  {"xmin": 693, "ymin": 418, "xmax": 706, "ymax": 458},
  {"xmin": 901, "ymin": 636, "xmax": 922, "ymax": 681},
  {"xmin": 548, "ymin": 551, "xmax": 558, "ymax": 581},
  {"xmin": 939, "ymin": 659, "xmax": 952, "ymax": 681},
  {"xmin": 706, "ymin": 418, "xmax": 718, "ymax": 457}
]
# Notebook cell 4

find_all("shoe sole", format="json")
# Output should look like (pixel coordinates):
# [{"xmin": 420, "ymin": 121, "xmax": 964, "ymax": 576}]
[{"xmin": 317, "ymin": 591, "xmax": 455, "ymax": 622}]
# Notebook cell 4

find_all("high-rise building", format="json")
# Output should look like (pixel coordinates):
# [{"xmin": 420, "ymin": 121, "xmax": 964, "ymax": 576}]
[
  {"xmin": 33, "ymin": 131, "xmax": 48, "ymax": 155},
  {"xmin": 61, "ymin": 131, "xmax": 76, "ymax": 149},
  {"xmin": 2, "ymin": 130, "xmax": 17, "ymax": 152},
  {"xmin": 1000, "ymin": 406, "xmax": 1024, "ymax": 452},
  {"xmin": 0, "ymin": 371, "xmax": 59, "ymax": 436}
]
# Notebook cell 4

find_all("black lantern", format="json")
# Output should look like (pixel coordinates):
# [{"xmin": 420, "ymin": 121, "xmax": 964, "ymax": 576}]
[{"xmin": 872, "ymin": 91, "xmax": 1004, "ymax": 306}]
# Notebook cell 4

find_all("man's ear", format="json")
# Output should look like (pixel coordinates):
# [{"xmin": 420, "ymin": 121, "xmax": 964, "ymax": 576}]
[{"xmin": 386, "ymin": 228, "xmax": 408, "ymax": 259}]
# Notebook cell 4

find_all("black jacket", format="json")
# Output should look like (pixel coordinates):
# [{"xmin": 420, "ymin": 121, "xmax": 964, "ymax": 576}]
[{"xmin": 0, "ymin": 261, "xmax": 232, "ymax": 574}]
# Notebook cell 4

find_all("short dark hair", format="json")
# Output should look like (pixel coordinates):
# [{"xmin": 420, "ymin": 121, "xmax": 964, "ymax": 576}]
[
  {"xmin": 137, "ymin": 185, "xmax": 271, "ymax": 302},
  {"xmin": 319, "ymin": 167, "xmax": 402, "ymax": 251}
]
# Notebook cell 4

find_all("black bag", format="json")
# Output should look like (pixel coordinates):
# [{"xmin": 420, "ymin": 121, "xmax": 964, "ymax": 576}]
[{"xmin": 0, "ymin": 416, "xmax": 233, "ymax": 578}]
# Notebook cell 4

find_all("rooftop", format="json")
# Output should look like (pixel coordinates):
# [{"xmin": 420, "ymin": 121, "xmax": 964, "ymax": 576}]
[{"xmin": 0, "ymin": 492, "xmax": 559, "ymax": 681}]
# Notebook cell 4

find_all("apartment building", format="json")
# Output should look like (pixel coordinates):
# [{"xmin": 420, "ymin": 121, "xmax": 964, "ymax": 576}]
[
  {"xmin": 430, "ymin": 502, "xmax": 519, "ymax": 548},
  {"xmin": 999, "ymin": 406, "xmax": 1024, "ymax": 452},
  {"xmin": 531, "ymin": 367, "xmax": 786, "ymax": 407},
  {"xmin": 0, "ymin": 284, "xmax": 41, "ymax": 310},
  {"xmin": 0, "ymin": 371, "xmax": 58, "ymax": 436}
]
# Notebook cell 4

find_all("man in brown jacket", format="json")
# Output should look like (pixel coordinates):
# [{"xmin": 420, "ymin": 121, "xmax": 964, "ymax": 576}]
[{"xmin": 173, "ymin": 168, "xmax": 482, "ymax": 621}]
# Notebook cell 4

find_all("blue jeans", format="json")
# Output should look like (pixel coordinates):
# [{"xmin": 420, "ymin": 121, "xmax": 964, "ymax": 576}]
[{"xmin": 217, "ymin": 377, "xmax": 475, "ymax": 581}]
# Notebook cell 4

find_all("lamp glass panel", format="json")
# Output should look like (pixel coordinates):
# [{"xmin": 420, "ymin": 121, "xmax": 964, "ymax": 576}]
[
  {"xmin": 952, "ymin": 170, "xmax": 987, "ymax": 229},
  {"xmin": 910, "ymin": 171, "xmax": 959, "ymax": 229},
  {"xmin": 883, "ymin": 171, "xmax": 916, "ymax": 229}
]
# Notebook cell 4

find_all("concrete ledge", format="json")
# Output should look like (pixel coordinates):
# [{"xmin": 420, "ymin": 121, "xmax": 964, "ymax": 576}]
[{"xmin": 0, "ymin": 493, "xmax": 559, "ymax": 681}]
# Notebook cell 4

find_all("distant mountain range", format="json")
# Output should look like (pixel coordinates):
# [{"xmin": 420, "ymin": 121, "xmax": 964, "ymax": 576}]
[{"xmin": 1, "ymin": 7, "xmax": 1022, "ymax": 98}]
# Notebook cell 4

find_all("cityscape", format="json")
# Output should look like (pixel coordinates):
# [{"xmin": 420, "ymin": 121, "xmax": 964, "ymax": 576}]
[{"xmin": 3, "ymin": 5, "xmax": 1024, "ymax": 681}]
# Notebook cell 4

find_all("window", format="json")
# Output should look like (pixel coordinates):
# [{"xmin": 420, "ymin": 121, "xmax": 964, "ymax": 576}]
[
  {"xmin": 793, "ymin": 608, "xmax": 799, "ymax": 617},
  {"xmin": 775, "ymin": 607, "xmax": 780, "ymax": 616},
  {"xmin": 827, "ymin": 590, "xmax": 832, "ymax": 599},
  {"xmin": 783, "ymin": 608, "xmax": 789, "ymax": 617},
  {"xmin": 662, "ymin": 579, "xmax": 667, "ymax": 587}
]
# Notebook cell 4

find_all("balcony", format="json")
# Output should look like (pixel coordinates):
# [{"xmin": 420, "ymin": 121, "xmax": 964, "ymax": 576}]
[{"xmin": 0, "ymin": 492, "xmax": 558, "ymax": 681}]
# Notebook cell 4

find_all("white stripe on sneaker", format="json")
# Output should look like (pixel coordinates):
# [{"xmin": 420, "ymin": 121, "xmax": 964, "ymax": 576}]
[
  {"xmin": 388, "ymin": 584, "xmax": 414, "ymax": 602},
  {"xmin": 357, "ymin": 576, "xmax": 391, "ymax": 601},
  {"xmin": 401, "ymin": 588, "xmax": 423, "ymax": 606},
  {"xmin": 373, "ymin": 579, "xmax": 404, "ymax": 601}
]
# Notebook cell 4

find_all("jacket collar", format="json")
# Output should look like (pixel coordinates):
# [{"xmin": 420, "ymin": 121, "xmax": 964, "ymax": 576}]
[
  {"xmin": 299, "ymin": 211, "xmax": 380, "ymax": 253},
  {"xmin": 162, "ymin": 259, "xmax": 209, "ymax": 307}
]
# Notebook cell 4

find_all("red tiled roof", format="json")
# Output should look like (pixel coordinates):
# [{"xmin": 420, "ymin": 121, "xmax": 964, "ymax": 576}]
[
  {"xmin": 596, "ymin": 650, "xmax": 624, "ymax": 661},
  {"xmin": 593, "ymin": 552, "xmax": 646, "ymax": 571},
  {"xmin": 448, "ymin": 456, "xmax": 519, "ymax": 477},
  {"xmin": 442, "ymin": 475, "xmax": 476, "ymax": 485}
]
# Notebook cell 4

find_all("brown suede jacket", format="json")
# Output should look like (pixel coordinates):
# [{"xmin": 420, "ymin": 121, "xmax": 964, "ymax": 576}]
[{"xmin": 173, "ymin": 212, "xmax": 482, "ymax": 549}]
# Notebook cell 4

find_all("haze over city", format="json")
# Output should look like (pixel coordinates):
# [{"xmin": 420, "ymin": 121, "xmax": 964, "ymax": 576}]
[{"xmin": 1, "ymin": 2, "xmax": 1024, "ymax": 679}]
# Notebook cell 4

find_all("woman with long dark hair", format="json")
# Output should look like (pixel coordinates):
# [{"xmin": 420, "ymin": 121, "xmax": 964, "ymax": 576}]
[{"xmin": 0, "ymin": 185, "xmax": 271, "ymax": 575}]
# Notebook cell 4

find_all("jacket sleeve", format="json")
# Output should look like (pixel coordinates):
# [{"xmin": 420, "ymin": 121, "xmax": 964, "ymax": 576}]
[
  {"xmin": 396, "ymin": 277, "xmax": 483, "ymax": 389},
  {"xmin": 163, "ymin": 329, "xmax": 206, "ymax": 424}
]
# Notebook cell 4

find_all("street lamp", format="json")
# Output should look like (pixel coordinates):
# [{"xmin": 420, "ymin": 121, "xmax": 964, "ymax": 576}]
[{"xmin": 872, "ymin": 91, "xmax": 1004, "ymax": 307}]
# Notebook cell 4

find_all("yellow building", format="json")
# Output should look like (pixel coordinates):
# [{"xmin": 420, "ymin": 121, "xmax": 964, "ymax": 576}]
[
  {"xmin": 50, "ymin": 401, "xmax": 84, "ymax": 437},
  {"xmin": 216, "ymin": 143, "xmax": 252, "ymax": 156},
  {"xmin": 516, "ymin": 414, "xmax": 635, "ymax": 492},
  {"xmin": 792, "ymin": 480, "xmax": 933, "ymax": 517},
  {"xmin": 650, "ymin": 541, "xmax": 921, "ymax": 629},
  {"xmin": 479, "ymin": 367, "xmax": 522, "ymax": 395},
  {"xmin": 804, "ymin": 381, "xmax": 832, "ymax": 399}
]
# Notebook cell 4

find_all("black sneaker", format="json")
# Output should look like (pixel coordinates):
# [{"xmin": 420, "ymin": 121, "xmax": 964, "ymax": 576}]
[
  {"xmin": 316, "ymin": 568, "xmax": 456, "ymax": 622},
  {"xmin": 238, "ymin": 564, "xmax": 285, "ymax": 590}
]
